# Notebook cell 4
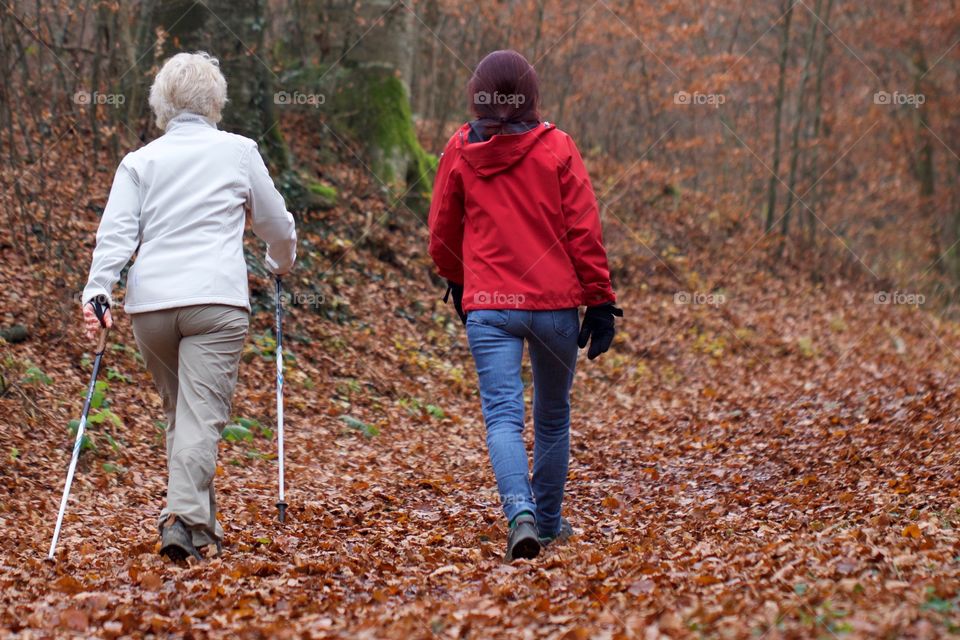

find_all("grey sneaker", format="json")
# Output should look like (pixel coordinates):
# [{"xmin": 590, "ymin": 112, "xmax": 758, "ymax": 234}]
[
  {"xmin": 160, "ymin": 516, "xmax": 203, "ymax": 562},
  {"xmin": 539, "ymin": 518, "xmax": 574, "ymax": 546},
  {"xmin": 504, "ymin": 514, "xmax": 541, "ymax": 562}
]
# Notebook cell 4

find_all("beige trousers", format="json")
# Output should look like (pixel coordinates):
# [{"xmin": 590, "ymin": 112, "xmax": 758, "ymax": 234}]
[{"xmin": 131, "ymin": 304, "xmax": 248, "ymax": 547}]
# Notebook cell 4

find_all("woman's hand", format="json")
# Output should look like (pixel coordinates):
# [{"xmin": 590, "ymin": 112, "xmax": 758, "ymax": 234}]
[
  {"xmin": 82, "ymin": 300, "xmax": 113, "ymax": 340},
  {"xmin": 577, "ymin": 303, "xmax": 623, "ymax": 360},
  {"xmin": 444, "ymin": 280, "xmax": 467, "ymax": 325}
]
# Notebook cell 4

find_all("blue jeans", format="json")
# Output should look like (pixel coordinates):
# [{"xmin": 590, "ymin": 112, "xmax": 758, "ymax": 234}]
[{"xmin": 466, "ymin": 308, "xmax": 579, "ymax": 538}]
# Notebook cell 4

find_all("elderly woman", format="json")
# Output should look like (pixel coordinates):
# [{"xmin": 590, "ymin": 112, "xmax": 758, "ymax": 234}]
[{"xmin": 80, "ymin": 52, "xmax": 297, "ymax": 561}]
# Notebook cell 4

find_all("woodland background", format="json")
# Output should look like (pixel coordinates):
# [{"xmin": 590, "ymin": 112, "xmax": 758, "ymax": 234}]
[{"xmin": 2, "ymin": 1, "xmax": 960, "ymax": 638}]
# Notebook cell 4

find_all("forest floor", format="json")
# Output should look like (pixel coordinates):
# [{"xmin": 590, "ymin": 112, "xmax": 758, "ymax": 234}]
[{"xmin": 2, "ymin": 131, "xmax": 960, "ymax": 639}]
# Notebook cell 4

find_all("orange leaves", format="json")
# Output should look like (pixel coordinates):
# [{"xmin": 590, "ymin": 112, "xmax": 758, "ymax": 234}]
[
  {"xmin": 59, "ymin": 608, "xmax": 88, "ymax": 632},
  {"xmin": 417, "ymin": 476, "xmax": 454, "ymax": 494},
  {"xmin": 629, "ymin": 578, "xmax": 656, "ymax": 595},
  {"xmin": 8, "ymin": 62, "xmax": 960, "ymax": 640},
  {"xmin": 227, "ymin": 560, "xmax": 281, "ymax": 579},
  {"xmin": 428, "ymin": 564, "xmax": 460, "ymax": 578},
  {"xmin": 890, "ymin": 477, "xmax": 914, "ymax": 495},
  {"xmin": 834, "ymin": 558, "xmax": 858, "ymax": 576},
  {"xmin": 559, "ymin": 627, "xmax": 592, "ymax": 640},
  {"xmin": 139, "ymin": 572, "xmax": 163, "ymax": 590},
  {"xmin": 53, "ymin": 574, "xmax": 85, "ymax": 594},
  {"xmin": 899, "ymin": 522, "xmax": 936, "ymax": 549}
]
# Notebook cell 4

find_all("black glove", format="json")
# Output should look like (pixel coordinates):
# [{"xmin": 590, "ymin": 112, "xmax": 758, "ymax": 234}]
[
  {"xmin": 443, "ymin": 280, "xmax": 467, "ymax": 325},
  {"xmin": 577, "ymin": 303, "xmax": 623, "ymax": 360}
]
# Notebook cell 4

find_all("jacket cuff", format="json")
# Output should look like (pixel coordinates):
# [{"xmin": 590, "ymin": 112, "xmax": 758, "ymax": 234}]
[
  {"xmin": 436, "ymin": 265, "xmax": 464, "ymax": 284},
  {"xmin": 582, "ymin": 285, "xmax": 616, "ymax": 307},
  {"xmin": 81, "ymin": 285, "xmax": 113, "ymax": 308}
]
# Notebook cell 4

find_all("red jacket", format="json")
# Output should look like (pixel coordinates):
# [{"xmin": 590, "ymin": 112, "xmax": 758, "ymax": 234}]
[{"xmin": 428, "ymin": 122, "xmax": 616, "ymax": 312}]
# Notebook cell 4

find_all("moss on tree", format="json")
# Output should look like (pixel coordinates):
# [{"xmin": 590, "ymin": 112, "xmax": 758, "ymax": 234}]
[{"xmin": 332, "ymin": 67, "xmax": 436, "ymax": 202}]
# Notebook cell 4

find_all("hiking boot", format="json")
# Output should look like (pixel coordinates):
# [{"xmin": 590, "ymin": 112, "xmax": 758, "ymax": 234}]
[
  {"xmin": 539, "ymin": 517, "xmax": 574, "ymax": 547},
  {"xmin": 504, "ymin": 513, "xmax": 541, "ymax": 563},
  {"xmin": 160, "ymin": 516, "xmax": 202, "ymax": 562}
]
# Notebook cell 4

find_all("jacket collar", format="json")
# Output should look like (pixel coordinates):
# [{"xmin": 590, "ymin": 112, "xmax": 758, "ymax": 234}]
[
  {"xmin": 457, "ymin": 121, "xmax": 555, "ymax": 178},
  {"xmin": 165, "ymin": 112, "xmax": 217, "ymax": 132}
]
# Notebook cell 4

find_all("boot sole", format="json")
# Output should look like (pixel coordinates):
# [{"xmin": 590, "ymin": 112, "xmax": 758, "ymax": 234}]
[
  {"xmin": 514, "ymin": 537, "xmax": 541, "ymax": 559},
  {"xmin": 160, "ymin": 516, "xmax": 204, "ymax": 562},
  {"xmin": 506, "ymin": 536, "xmax": 541, "ymax": 562},
  {"xmin": 160, "ymin": 536, "xmax": 203, "ymax": 561},
  {"xmin": 160, "ymin": 542, "xmax": 191, "ymax": 562}
]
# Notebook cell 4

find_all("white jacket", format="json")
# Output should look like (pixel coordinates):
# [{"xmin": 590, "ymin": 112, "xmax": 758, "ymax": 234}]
[{"xmin": 83, "ymin": 112, "xmax": 297, "ymax": 314}]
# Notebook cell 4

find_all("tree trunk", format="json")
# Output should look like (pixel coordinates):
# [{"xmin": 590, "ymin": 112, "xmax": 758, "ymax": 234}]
[
  {"xmin": 805, "ymin": 0, "xmax": 833, "ymax": 252},
  {"xmin": 781, "ymin": 0, "xmax": 821, "ymax": 240},
  {"xmin": 154, "ymin": 0, "xmax": 297, "ymax": 193},
  {"xmin": 325, "ymin": 0, "xmax": 434, "ymax": 198},
  {"xmin": 764, "ymin": 0, "xmax": 793, "ymax": 233},
  {"xmin": 909, "ymin": 49, "xmax": 935, "ymax": 198}
]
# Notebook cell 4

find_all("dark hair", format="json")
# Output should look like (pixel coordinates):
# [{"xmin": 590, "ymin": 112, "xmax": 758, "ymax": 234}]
[{"xmin": 467, "ymin": 50, "xmax": 540, "ymax": 137}]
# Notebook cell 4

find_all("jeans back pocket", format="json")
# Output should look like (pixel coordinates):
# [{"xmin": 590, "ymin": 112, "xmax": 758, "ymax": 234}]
[
  {"xmin": 468, "ymin": 309, "xmax": 510, "ymax": 328},
  {"xmin": 552, "ymin": 308, "xmax": 580, "ymax": 337}
]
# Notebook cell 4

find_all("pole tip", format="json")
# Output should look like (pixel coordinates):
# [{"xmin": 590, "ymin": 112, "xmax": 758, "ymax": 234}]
[{"xmin": 276, "ymin": 501, "xmax": 288, "ymax": 523}]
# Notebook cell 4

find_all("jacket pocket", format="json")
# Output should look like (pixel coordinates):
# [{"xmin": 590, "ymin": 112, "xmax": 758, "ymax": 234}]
[
  {"xmin": 468, "ymin": 309, "xmax": 509, "ymax": 328},
  {"xmin": 552, "ymin": 308, "xmax": 580, "ymax": 337}
]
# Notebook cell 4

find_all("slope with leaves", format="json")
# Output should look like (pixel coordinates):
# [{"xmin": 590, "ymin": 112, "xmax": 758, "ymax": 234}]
[{"xmin": 1, "ymin": 122, "xmax": 960, "ymax": 639}]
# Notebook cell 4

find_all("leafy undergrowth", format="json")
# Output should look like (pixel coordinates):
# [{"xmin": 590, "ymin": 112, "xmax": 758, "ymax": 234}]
[{"xmin": 2, "ymin": 133, "xmax": 960, "ymax": 638}]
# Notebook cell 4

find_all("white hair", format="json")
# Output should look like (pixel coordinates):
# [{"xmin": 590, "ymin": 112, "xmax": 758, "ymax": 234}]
[{"xmin": 149, "ymin": 52, "xmax": 228, "ymax": 130}]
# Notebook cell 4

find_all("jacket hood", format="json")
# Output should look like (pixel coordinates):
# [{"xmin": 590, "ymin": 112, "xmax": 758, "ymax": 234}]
[{"xmin": 457, "ymin": 121, "xmax": 556, "ymax": 178}]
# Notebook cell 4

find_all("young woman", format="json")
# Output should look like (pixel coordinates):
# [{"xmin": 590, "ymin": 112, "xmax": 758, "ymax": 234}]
[
  {"xmin": 428, "ymin": 50, "xmax": 622, "ymax": 561},
  {"xmin": 81, "ymin": 52, "xmax": 297, "ymax": 561}
]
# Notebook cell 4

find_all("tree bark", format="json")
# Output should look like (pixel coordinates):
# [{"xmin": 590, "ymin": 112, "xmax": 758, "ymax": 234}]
[
  {"xmin": 325, "ymin": 0, "xmax": 434, "ymax": 196},
  {"xmin": 154, "ymin": 0, "xmax": 294, "ymax": 177},
  {"xmin": 805, "ymin": 0, "xmax": 833, "ymax": 251},
  {"xmin": 781, "ymin": 0, "xmax": 822, "ymax": 240},
  {"xmin": 764, "ymin": 0, "xmax": 793, "ymax": 233}
]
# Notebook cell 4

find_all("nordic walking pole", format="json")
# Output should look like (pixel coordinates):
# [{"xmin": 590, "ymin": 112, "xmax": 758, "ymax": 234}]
[
  {"xmin": 48, "ymin": 299, "xmax": 109, "ymax": 560},
  {"xmin": 274, "ymin": 276, "xmax": 288, "ymax": 523}
]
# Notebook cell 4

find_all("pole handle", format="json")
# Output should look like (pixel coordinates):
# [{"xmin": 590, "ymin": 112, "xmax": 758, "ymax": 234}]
[
  {"xmin": 86, "ymin": 296, "xmax": 110, "ymax": 355},
  {"xmin": 90, "ymin": 296, "xmax": 109, "ymax": 326},
  {"xmin": 95, "ymin": 327, "xmax": 110, "ymax": 355}
]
